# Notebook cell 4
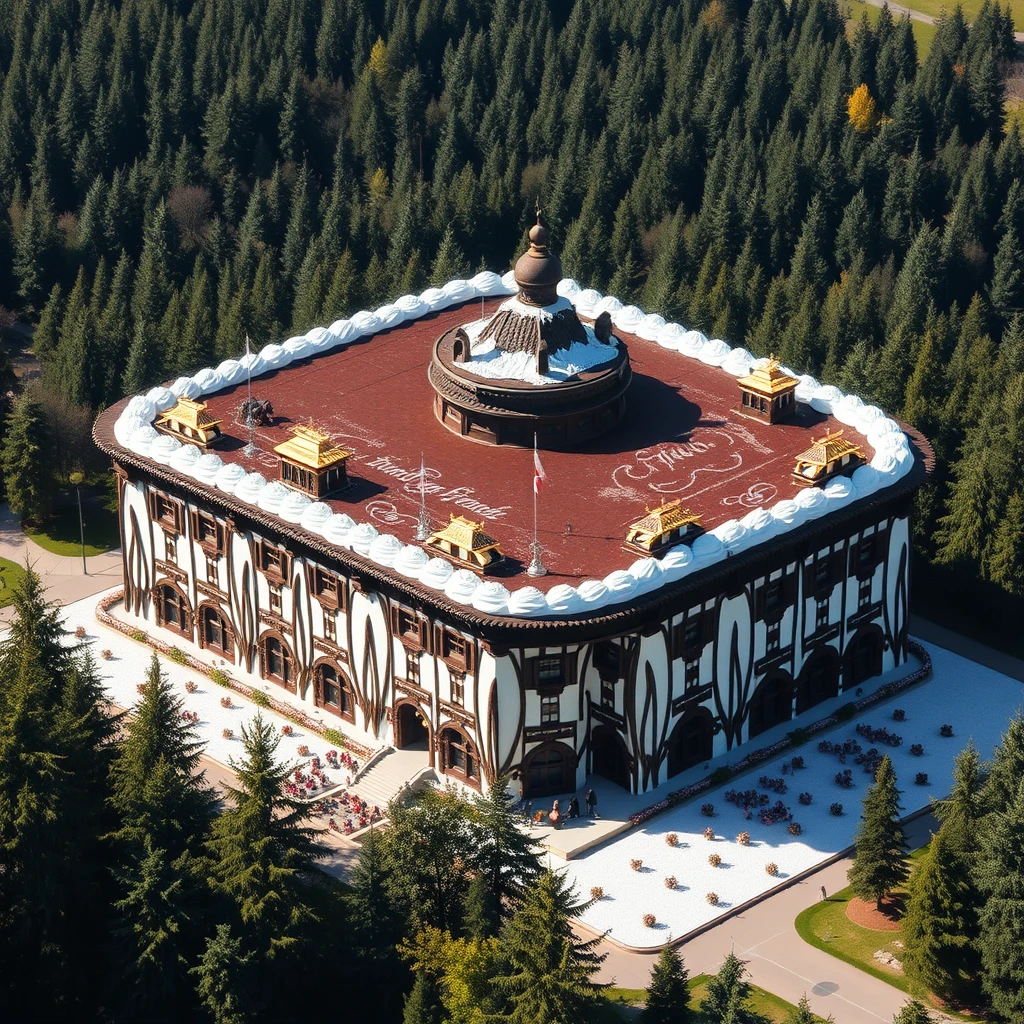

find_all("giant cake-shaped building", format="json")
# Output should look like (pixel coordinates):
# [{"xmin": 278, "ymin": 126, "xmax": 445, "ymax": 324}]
[{"xmin": 95, "ymin": 222, "xmax": 931, "ymax": 801}]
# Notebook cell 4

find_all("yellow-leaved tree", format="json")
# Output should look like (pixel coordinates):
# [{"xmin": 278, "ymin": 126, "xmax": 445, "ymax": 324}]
[{"xmin": 848, "ymin": 83, "xmax": 879, "ymax": 133}]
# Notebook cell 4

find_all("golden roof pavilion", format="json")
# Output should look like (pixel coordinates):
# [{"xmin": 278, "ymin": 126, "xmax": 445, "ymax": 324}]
[
  {"xmin": 793, "ymin": 429, "xmax": 864, "ymax": 487},
  {"xmin": 624, "ymin": 499, "xmax": 703, "ymax": 555},
  {"xmin": 425, "ymin": 514, "xmax": 504, "ymax": 573},
  {"xmin": 155, "ymin": 398, "xmax": 223, "ymax": 447}
]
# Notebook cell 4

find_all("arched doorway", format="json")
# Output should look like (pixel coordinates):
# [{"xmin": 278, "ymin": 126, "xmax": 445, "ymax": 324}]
[
  {"xmin": 666, "ymin": 707, "xmax": 714, "ymax": 778},
  {"xmin": 747, "ymin": 672, "xmax": 793, "ymax": 739},
  {"xmin": 395, "ymin": 701, "xmax": 429, "ymax": 749},
  {"xmin": 845, "ymin": 627, "xmax": 883, "ymax": 687},
  {"xmin": 796, "ymin": 647, "xmax": 839, "ymax": 714},
  {"xmin": 522, "ymin": 742, "xmax": 575, "ymax": 799},
  {"xmin": 591, "ymin": 724, "xmax": 630, "ymax": 791}
]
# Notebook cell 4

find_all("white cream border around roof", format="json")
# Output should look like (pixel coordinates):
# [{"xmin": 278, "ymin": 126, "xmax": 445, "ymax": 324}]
[{"xmin": 114, "ymin": 271, "xmax": 915, "ymax": 620}]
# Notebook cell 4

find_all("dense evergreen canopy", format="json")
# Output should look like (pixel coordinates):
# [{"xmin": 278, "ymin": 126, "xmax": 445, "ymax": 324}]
[{"xmin": 1, "ymin": 0, "xmax": 1024, "ymax": 600}]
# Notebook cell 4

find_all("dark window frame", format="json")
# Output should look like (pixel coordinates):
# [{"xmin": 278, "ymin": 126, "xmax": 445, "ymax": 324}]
[
  {"xmin": 314, "ymin": 661, "xmax": 354, "ymax": 722},
  {"xmin": 200, "ymin": 605, "xmax": 233, "ymax": 660},
  {"xmin": 260, "ymin": 634, "xmax": 295, "ymax": 692}
]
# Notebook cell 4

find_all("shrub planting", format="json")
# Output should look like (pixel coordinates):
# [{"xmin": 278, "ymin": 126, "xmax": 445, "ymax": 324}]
[
  {"xmin": 664, "ymin": 875, "xmax": 677, "ymax": 889},
  {"xmin": 915, "ymin": 772, "xmax": 929, "ymax": 785},
  {"xmin": 708, "ymin": 853, "xmax": 722, "ymax": 867},
  {"xmin": 892, "ymin": 708, "xmax": 906, "ymax": 721},
  {"xmin": 701, "ymin": 802, "xmax": 715, "ymax": 816},
  {"xmin": 184, "ymin": 680, "xmax": 198, "ymax": 693},
  {"xmin": 666, "ymin": 832, "xmax": 679, "ymax": 846},
  {"xmin": 940, "ymin": 724, "xmax": 954, "ymax": 737},
  {"xmin": 798, "ymin": 792, "xmax": 812, "ymax": 805},
  {"xmin": 830, "ymin": 802, "xmax": 844, "ymax": 816},
  {"xmin": 703, "ymin": 827, "xmax": 715, "ymax": 840},
  {"xmin": 787, "ymin": 821, "xmax": 802, "ymax": 836},
  {"xmin": 249, "ymin": 689, "xmax": 270, "ymax": 707},
  {"xmin": 706, "ymin": 892, "xmax": 718, "ymax": 905},
  {"xmin": 643, "ymin": 913, "xmax": 656, "ymax": 927},
  {"xmin": 630, "ymin": 858, "xmax": 643, "ymax": 872},
  {"xmin": 910, "ymin": 743, "xmax": 924, "ymax": 756},
  {"xmin": 736, "ymin": 831, "xmax": 750, "ymax": 845},
  {"xmin": 590, "ymin": 886, "xmax": 604, "ymax": 901},
  {"xmin": 222, "ymin": 728, "xmax": 233, "ymax": 739}
]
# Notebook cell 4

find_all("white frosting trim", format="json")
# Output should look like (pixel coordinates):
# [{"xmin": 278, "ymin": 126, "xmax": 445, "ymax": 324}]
[{"xmin": 113, "ymin": 276, "xmax": 915, "ymax": 620}]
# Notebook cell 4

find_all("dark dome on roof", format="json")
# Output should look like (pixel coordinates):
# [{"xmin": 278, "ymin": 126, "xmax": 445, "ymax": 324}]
[{"xmin": 514, "ymin": 212, "xmax": 563, "ymax": 305}]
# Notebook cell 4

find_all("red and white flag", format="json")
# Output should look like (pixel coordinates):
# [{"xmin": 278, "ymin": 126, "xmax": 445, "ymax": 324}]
[{"xmin": 533, "ymin": 447, "xmax": 547, "ymax": 494}]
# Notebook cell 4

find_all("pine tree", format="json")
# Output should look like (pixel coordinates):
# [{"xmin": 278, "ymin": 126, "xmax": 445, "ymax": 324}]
[
  {"xmin": 641, "ymin": 944, "xmax": 692, "ymax": 1024},
  {"xmin": 2, "ymin": 392, "xmax": 54, "ymax": 522},
  {"xmin": 345, "ymin": 829, "xmax": 407, "ymax": 1022},
  {"xmin": 207, "ymin": 714, "xmax": 326, "ymax": 1009},
  {"xmin": 934, "ymin": 740, "xmax": 983, "ymax": 850},
  {"xmin": 977, "ymin": 778, "xmax": 1024, "ymax": 1020},
  {"xmin": 847, "ymin": 755, "xmax": 909, "ymax": 908},
  {"xmin": 785, "ymin": 994, "xmax": 832, "ymax": 1023},
  {"xmin": 403, "ymin": 969, "xmax": 445, "ymax": 1024},
  {"xmin": 698, "ymin": 952, "xmax": 769, "ymax": 1024},
  {"xmin": 430, "ymin": 224, "xmax": 470, "ymax": 285},
  {"xmin": 13, "ymin": 192, "xmax": 56, "ymax": 317},
  {"xmin": 492, "ymin": 870, "xmax": 606, "ymax": 1024},
  {"xmin": 469, "ymin": 773, "xmax": 541, "ymax": 932},
  {"xmin": 321, "ymin": 249, "xmax": 361, "ymax": 321},
  {"xmin": 109, "ymin": 652, "xmax": 214, "ymax": 855},
  {"xmin": 892, "ymin": 1000, "xmax": 933, "ymax": 1024},
  {"xmin": 192, "ymin": 923, "xmax": 254, "ymax": 1024},
  {"xmin": 983, "ymin": 709, "xmax": 1024, "ymax": 815},
  {"xmin": 901, "ymin": 825, "xmax": 981, "ymax": 1004}
]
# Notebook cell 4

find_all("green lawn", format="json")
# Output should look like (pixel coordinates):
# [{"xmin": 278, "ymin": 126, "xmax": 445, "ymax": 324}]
[
  {"xmin": 24, "ymin": 498, "xmax": 120, "ymax": 557},
  {"xmin": 601, "ymin": 976, "xmax": 832, "ymax": 1022},
  {"xmin": 845, "ymin": 1, "xmax": 938, "ymax": 56},
  {"xmin": 0, "ymin": 557, "xmax": 27, "ymax": 609},
  {"xmin": 794, "ymin": 848, "xmax": 991, "ymax": 1021},
  {"xmin": 887, "ymin": 0, "xmax": 1023, "ymax": 25}
]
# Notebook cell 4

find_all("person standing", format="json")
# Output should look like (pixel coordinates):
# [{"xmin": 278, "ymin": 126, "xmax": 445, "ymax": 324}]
[
  {"xmin": 819, "ymin": 885, "xmax": 827, "ymax": 901},
  {"xmin": 585, "ymin": 788, "xmax": 598, "ymax": 817},
  {"xmin": 567, "ymin": 795, "xmax": 579, "ymax": 819}
]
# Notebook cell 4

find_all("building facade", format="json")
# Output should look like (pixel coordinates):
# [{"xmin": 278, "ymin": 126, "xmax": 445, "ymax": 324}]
[{"xmin": 106, "ymin": 449, "xmax": 920, "ymax": 799}]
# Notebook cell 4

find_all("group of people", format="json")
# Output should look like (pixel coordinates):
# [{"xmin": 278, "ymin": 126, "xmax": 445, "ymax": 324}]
[{"xmin": 547, "ymin": 788, "xmax": 598, "ymax": 829}]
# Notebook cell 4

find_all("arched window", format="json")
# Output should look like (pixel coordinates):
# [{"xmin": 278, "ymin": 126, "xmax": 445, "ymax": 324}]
[
  {"xmin": 156, "ymin": 583, "xmax": 191, "ymax": 637},
  {"xmin": 199, "ymin": 606, "xmax": 233, "ymax": 660},
  {"xmin": 440, "ymin": 726, "xmax": 480, "ymax": 787},
  {"xmin": 260, "ymin": 634, "xmax": 295, "ymax": 692},
  {"xmin": 315, "ymin": 661, "xmax": 354, "ymax": 722}
]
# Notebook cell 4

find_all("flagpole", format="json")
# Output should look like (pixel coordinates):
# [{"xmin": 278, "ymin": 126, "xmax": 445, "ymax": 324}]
[
  {"xmin": 528, "ymin": 431, "xmax": 547, "ymax": 577},
  {"xmin": 243, "ymin": 334, "xmax": 256, "ymax": 457},
  {"xmin": 415, "ymin": 451, "xmax": 430, "ymax": 541}
]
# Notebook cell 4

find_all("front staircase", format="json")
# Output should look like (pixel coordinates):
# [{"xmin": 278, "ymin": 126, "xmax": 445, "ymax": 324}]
[{"xmin": 351, "ymin": 743, "xmax": 433, "ymax": 810}]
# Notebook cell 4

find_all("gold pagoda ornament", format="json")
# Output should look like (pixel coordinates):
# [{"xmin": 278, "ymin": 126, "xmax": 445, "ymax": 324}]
[
  {"xmin": 624, "ymin": 499, "xmax": 703, "ymax": 556},
  {"xmin": 274, "ymin": 424, "xmax": 351, "ymax": 498},
  {"xmin": 737, "ymin": 356, "xmax": 800, "ymax": 423},
  {"xmin": 792, "ymin": 429, "xmax": 864, "ymax": 488},
  {"xmin": 424, "ymin": 514, "xmax": 504, "ymax": 574},
  {"xmin": 155, "ymin": 397, "xmax": 224, "ymax": 447}
]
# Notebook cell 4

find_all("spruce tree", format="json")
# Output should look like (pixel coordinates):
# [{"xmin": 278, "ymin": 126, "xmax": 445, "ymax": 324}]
[
  {"xmin": 207, "ymin": 714, "xmax": 325, "ymax": 1010},
  {"xmin": 345, "ymin": 829, "xmax": 407, "ymax": 1022},
  {"xmin": 2, "ymin": 391, "xmax": 54, "ymax": 523},
  {"xmin": 403, "ymin": 969, "xmax": 445, "ymax": 1024},
  {"xmin": 901, "ymin": 825, "xmax": 981, "ymax": 1004},
  {"xmin": 977, "ymin": 778, "xmax": 1024, "ymax": 1021},
  {"xmin": 847, "ymin": 755, "xmax": 909, "ymax": 908},
  {"xmin": 641, "ymin": 944, "xmax": 692, "ymax": 1024},
  {"xmin": 983, "ymin": 709, "xmax": 1024, "ymax": 814},
  {"xmin": 192, "ymin": 923, "xmax": 254, "ymax": 1024},
  {"xmin": 892, "ymin": 1000, "xmax": 933, "ymax": 1024},
  {"xmin": 430, "ymin": 224, "xmax": 470, "ymax": 285},
  {"xmin": 109, "ymin": 652, "xmax": 214, "ymax": 855},
  {"xmin": 493, "ymin": 870, "xmax": 606, "ymax": 1024},
  {"xmin": 698, "ymin": 952, "xmax": 769, "ymax": 1024},
  {"xmin": 469, "ymin": 773, "xmax": 541, "ymax": 932},
  {"xmin": 786, "ymin": 994, "xmax": 832, "ymax": 1023}
]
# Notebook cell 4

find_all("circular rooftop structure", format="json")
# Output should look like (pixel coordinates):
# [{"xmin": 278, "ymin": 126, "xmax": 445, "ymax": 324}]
[{"xmin": 428, "ymin": 216, "xmax": 632, "ymax": 449}]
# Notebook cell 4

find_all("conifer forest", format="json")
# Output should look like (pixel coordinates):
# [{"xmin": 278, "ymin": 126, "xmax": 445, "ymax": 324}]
[
  {"xmin": 4, "ymin": 0, "xmax": 1024, "ymax": 1019},
  {"xmin": 1, "ymin": 0, "xmax": 1024, "ymax": 618}
]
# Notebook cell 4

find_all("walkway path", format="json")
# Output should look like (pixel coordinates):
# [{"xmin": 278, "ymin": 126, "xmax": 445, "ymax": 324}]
[{"xmin": 0, "ymin": 504, "xmax": 122, "ymax": 625}]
